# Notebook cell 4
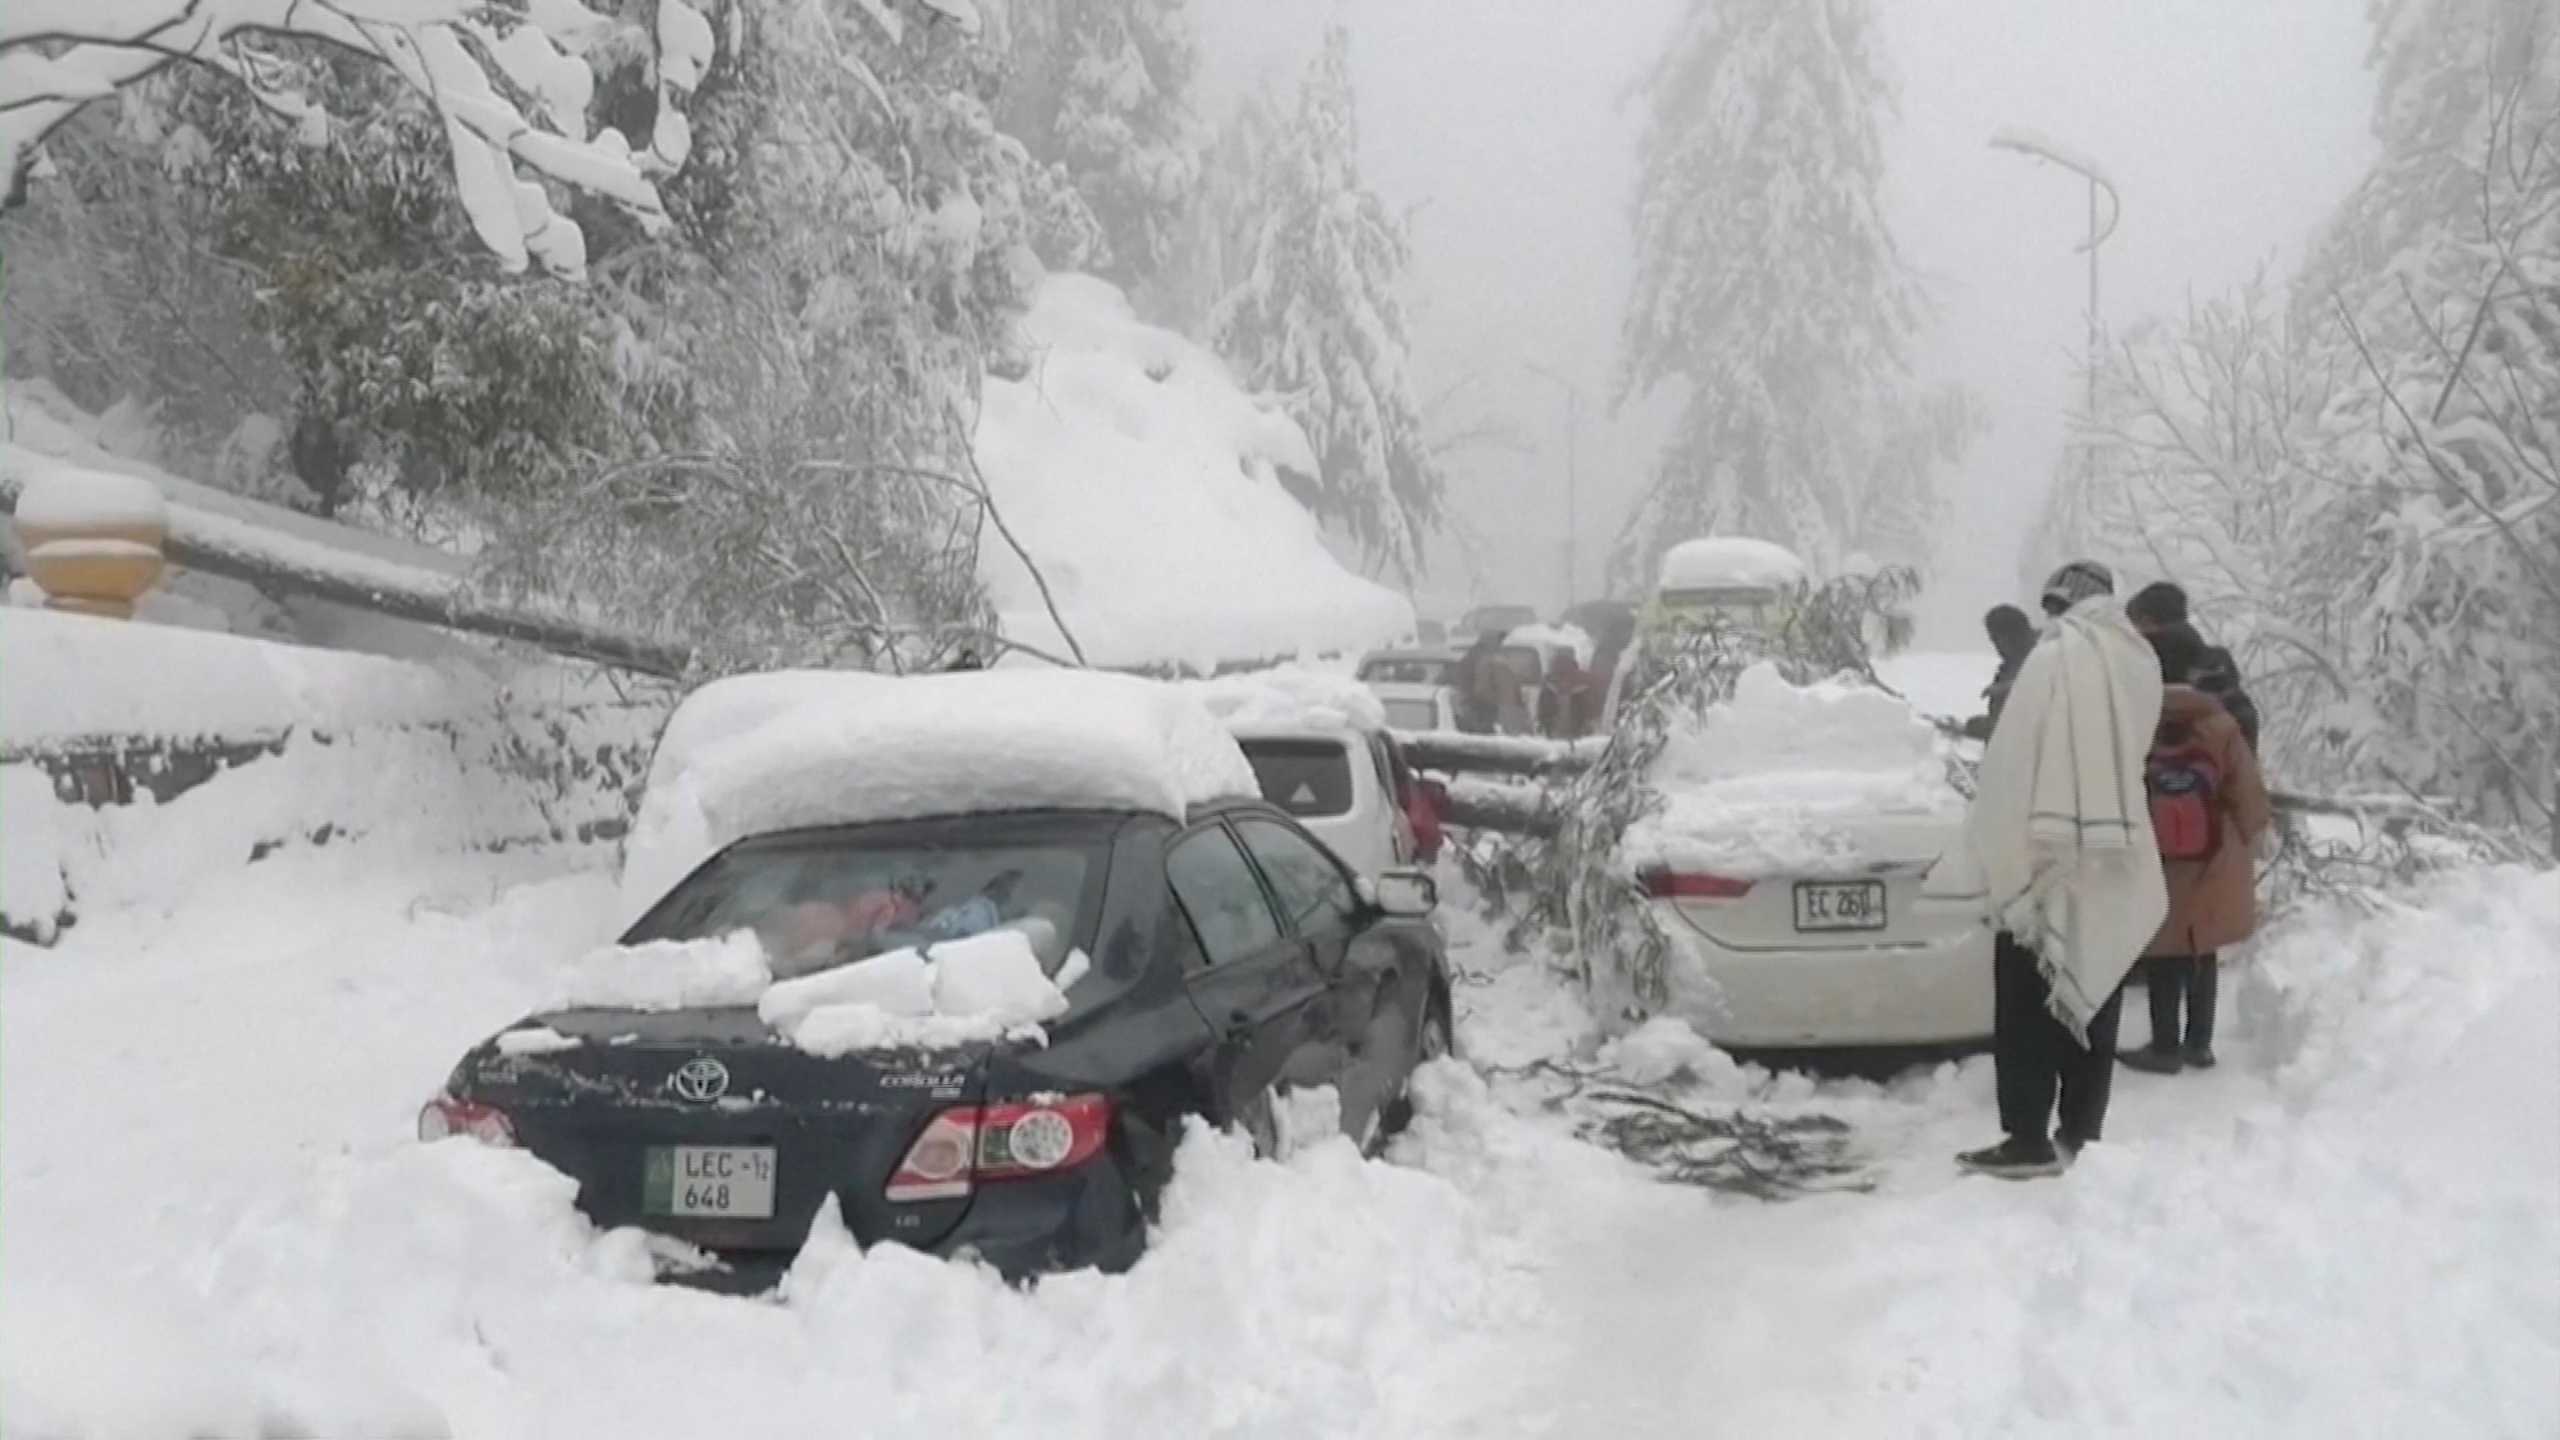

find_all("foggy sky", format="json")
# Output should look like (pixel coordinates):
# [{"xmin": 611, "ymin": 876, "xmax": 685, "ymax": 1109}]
[{"xmin": 1195, "ymin": 1, "xmax": 2376, "ymax": 644}]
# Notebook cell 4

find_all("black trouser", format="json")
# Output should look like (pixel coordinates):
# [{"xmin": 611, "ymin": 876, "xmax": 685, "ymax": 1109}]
[
  {"xmin": 1994, "ymin": 932, "xmax": 2126, "ymax": 1146},
  {"xmin": 2142, "ymin": 953, "xmax": 2219, "ymax": 1052}
]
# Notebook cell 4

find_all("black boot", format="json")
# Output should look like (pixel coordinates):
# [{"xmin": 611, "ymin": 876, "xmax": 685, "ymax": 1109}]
[
  {"xmin": 2184, "ymin": 954, "xmax": 2219, "ymax": 1067},
  {"xmin": 1958, "ymin": 1136, "xmax": 2066, "ymax": 1179}
]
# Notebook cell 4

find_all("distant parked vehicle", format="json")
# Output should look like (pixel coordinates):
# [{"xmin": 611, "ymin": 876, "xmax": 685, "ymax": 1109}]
[
  {"xmin": 1365, "ymin": 680, "xmax": 1458, "ymax": 734},
  {"xmin": 1355, "ymin": 647, "xmax": 1461, "ymax": 688}
]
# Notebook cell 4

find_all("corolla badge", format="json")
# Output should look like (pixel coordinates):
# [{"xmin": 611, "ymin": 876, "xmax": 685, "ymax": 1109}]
[{"xmin": 669, "ymin": 1056, "xmax": 731, "ymax": 1103}]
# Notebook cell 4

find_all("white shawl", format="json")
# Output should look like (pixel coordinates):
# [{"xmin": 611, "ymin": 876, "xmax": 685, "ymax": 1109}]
[{"xmin": 1924, "ymin": 597, "xmax": 2168, "ymax": 1043}]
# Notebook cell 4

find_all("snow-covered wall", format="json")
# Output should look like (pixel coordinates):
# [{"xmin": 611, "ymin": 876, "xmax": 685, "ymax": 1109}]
[
  {"xmin": 975, "ymin": 275, "xmax": 1414, "ymax": 672},
  {"xmin": 0, "ymin": 610, "xmax": 666, "ymax": 942}
]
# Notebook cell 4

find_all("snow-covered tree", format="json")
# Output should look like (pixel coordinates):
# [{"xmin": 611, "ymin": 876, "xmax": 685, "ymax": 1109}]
[
  {"xmin": 1616, "ymin": 0, "xmax": 1963, "ymax": 580},
  {"xmin": 0, "ymin": 0, "xmax": 716, "ymax": 277},
  {"xmin": 2059, "ymin": 0, "xmax": 2557, "ymax": 844},
  {"xmin": 1210, "ymin": 29, "xmax": 1441, "ymax": 583},
  {"xmin": 992, "ymin": 0, "xmax": 1195, "ymax": 287}
]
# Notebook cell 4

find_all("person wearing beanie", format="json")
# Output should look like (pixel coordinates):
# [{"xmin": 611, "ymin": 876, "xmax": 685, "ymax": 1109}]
[{"xmin": 1929, "ymin": 559, "xmax": 2167, "ymax": 1178}]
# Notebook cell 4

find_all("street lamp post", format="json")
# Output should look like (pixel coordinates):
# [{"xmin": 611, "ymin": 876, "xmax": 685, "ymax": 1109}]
[
  {"xmin": 1989, "ymin": 127, "xmax": 2121, "ymax": 486},
  {"xmin": 1524, "ymin": 362, "xmax": 1581, "ymax": 610}
]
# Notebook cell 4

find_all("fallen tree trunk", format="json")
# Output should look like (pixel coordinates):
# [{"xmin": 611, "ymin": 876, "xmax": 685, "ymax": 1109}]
[
  {"xmin": 1395, "ymin": 729, "xmax": 1603, "ymax": 779},
  {"xmin": 1435, "ymin": 774, "xmax": 1562, "ymax": 836}
]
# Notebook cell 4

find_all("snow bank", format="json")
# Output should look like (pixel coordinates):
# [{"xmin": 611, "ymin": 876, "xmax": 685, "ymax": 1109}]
[
  {"xmin": 1656, "ymin": 537, "xmax": 1807, "ymax": 592},
  {"xmin": 1624, "ymin": 662, "xmax": 1964, "ymax": 878},
  {"xmin": 1183, "ymin": 662, "xmax": 1387, "ymax": 734},
  {"xmin": 0, "ymin": 607, "xmax": 471, "ymax": 744},
  {"xmin": 974, "ymin": 274, "xmax": 1413, "ymax": 671},
  {"xmin": 619, "ymin": 668, "xmax": 1256, "ymax": 923},
  {"xmin": 556, "ymin": 930, "xmax": 771, "ymax": 1011}
]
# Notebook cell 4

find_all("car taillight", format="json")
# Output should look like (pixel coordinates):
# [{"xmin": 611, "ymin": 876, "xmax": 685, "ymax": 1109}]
[
  {"xmin": 1639, "ymin": 867, "xmax": 1755, "ymax": 900},
  {"xmin": 417, "ymin": 1096, "xmax": 516, "ymax": 1147},
  {"xmin": 885, "ymin": 1094, "xmax": 1112, "ymax": 1204}
]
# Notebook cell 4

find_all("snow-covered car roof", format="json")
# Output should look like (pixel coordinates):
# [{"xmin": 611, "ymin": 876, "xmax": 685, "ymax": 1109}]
[
  {"xmin": 1656, "ymin": 537, "xmax": 1808, "ymax": 593},
  {"xmin": 621, "ymin": 669, "xmax": 1258, "ymax": 923}
]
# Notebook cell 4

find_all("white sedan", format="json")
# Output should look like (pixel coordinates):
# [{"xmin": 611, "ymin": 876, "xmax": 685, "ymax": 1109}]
[{"xmin": 1627, "ymin": 664, "xmax": 1993, "ymax": 1051}]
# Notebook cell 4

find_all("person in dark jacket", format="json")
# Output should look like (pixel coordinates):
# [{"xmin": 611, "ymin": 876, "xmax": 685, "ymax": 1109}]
[
  {"xmin": 1453, "ymin": 631, "xmax": 1504, "ymax": 734},
  {"xmin": 2123, "ymin": 623, "xmax": 2271, "ymax": 1073},
  {"xmin": 1963, "ymin": 604, "xmax": 2039, "ymax": 740},
  {"xmin": 2129, "ymin": 582, "xmax": 2261, "ymax": 752}
]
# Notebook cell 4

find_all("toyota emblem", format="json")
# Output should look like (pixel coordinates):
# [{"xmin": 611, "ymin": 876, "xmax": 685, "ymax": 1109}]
[{"xmin": 669, "ymin": 1057, "xmax": 730, "ymax": 1103}]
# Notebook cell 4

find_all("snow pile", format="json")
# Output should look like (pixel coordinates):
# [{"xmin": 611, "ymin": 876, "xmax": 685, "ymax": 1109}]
[
  {"xmin": 1183, "ymin": 662, "xmax": 1387, "ymax": 734},
  {"xmin": 0, "ymin": 607, "xmax": 472, "ymax": 744},
  {"xmin": 1656, "ymin": 536, "xmax": 1807, "ymax": 592},
  {"xmin": 1624, "ymin": 662, "xmax": 1964, "ymax": 878},
  {"xmin": 974, "ymin": 274, "xmax": 1414, "ymax": 671},
  {"xmin": 0, "ymin": 611, "xmax": 660, "ymax": 939},
  {"xmin": 555, "ymin": 931, "xmax": 772, "ymax": 1012},
  {"xmin": 2242, "ymin": 864, "xmax": 2560, "ymax": 1110},
  {"xmin": 769, "ymin": 929, "xmax": 1078, "ymax": 1057},
  {"xmin": 619, "ymin": 668, "xmax": 1256, "ymax": 923}
]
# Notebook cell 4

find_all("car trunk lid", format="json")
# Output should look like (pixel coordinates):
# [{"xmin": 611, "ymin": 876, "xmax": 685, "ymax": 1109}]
[{"xmin": 465, "ymin": 1007, "xmax": 1001, "ymax": 1256}]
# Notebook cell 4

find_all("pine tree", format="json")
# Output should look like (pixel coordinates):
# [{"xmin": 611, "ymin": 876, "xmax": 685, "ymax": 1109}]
[
  {"xmin": 1210, "ymin": 28, "xmax": 1441, "ymax": 583},
  {"xmin": 1616, "ymin": 0, "xmax": 1961, "ymax": 581},
  {"xmin": 995, "ymin": 0, "xmax": 1198, "ymax": 287}
]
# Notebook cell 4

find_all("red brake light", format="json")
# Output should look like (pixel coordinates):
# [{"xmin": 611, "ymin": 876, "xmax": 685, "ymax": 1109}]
[
  {"xmin": 417, "ymin": 1096, "xmax": 516, "ymax": 1147},
  {"xmin": 1639, "ymin": 868, "xmax": 1755, "ymax": 900},
  {"xmin": 886, "ymin": 1094, "xmax": 1112, "ymax": 1203}
]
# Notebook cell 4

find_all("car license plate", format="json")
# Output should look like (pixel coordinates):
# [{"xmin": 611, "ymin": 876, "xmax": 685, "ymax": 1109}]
[
  {"xmin": 643, "ymin": 1146, "xmax": 777, "ymax": 1218},
  {"xmin": 1794, "ymin": 880, "xmax": 1886, "ymax": 932}
]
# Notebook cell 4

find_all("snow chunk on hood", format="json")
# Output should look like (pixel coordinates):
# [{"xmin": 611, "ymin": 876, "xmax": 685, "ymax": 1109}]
[
  {"xmin": 1185, "ymin": 663, "xmax": 1387, "ymax": 734},
  {"xmin": 554, "ymin": 931, "xmax": 771, "ymax": 1012},
  {"xmin": 620, "ymin": 668, "xmax": 1256, "ymax": 923},
  {"xmin": 769, "ymin": 929, "xmax": 1075, "ymax": 1058},
  {"xmin": 1625, "ymin": 663, "xmax": 1963, "ymax": 879}
]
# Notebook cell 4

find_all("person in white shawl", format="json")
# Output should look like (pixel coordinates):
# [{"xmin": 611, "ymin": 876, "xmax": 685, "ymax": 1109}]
[{"xmin": 1926, "ymin": 560, "xmax": 2168, "ymax": 1178}]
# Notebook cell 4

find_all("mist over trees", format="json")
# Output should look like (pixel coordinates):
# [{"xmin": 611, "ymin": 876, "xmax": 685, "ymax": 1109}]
[
  {"xmin": 2047, "ymin": 0, "xmax": 2556, "ymax": 840},
  {"xmin": 1615, "ymin": 0, "xmax": 1973, "ymax": 586}
]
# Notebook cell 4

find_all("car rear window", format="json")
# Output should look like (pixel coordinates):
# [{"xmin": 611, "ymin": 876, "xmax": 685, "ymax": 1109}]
[
  {"xmin": 1380, "ymin": 696, "xmax": 1440, "ymax": 730},
  {"xmin": 1237, "ymin": 738, "xmax": 1355, "ymax": 818},
  {"xmin": 626, "ymin": 821, "xmax": 1111, "ymax": 980}
]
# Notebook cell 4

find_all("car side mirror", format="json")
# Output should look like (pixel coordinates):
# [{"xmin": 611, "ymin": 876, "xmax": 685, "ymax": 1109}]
[{"xmin": 1372, "ymin": 868, "xmax": 1437, "ymax": 918}]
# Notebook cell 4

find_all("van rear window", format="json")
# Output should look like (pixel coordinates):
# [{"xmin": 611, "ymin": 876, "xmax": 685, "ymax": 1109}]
[{"xmin": 1237, "ymin": 739, "xmax": 1355, "ymax": 818}]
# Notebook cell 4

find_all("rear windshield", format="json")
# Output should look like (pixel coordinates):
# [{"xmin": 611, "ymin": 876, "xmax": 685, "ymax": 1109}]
[
  {"xmin": 626, "ymin": 820, "xmax": 1112, "ymax": 980},
  {"xmin": 1358, "ymin": 655, "xmax": 1453, "ymax": 685},
  {"xmin": 1498, "ymin": 645, "xmax": 1543, "ymax": 681},
  {"xmin": 1380, "ymin": 696, "xmax": 1440, "ymax": 730},
  {"xmin": 1238, "ymin": 738, "xmax": 1355, "ymax": 818}
]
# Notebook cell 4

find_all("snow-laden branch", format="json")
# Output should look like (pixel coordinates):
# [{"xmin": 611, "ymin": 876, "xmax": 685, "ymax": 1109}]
[{"xmin": 0, "ymin": 0, "xmax": 716, "ymax": 276}]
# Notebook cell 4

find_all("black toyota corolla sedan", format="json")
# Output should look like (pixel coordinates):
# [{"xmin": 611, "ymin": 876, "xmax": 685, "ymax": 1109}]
[{"xmin": 422, "ymin": 798, "xmax": 1452, "ymax": 1290}]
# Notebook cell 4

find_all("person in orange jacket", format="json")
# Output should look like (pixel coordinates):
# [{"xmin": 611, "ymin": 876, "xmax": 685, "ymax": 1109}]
[{"xmin": 2123, "ymin": 622, "xmax": 2273, "ymax": 1073}]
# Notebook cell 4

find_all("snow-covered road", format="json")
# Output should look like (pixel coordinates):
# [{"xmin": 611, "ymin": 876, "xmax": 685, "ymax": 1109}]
[{"xmin": 5, "ymin": 838, "xmax": 2556, "ymax": 1438}]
